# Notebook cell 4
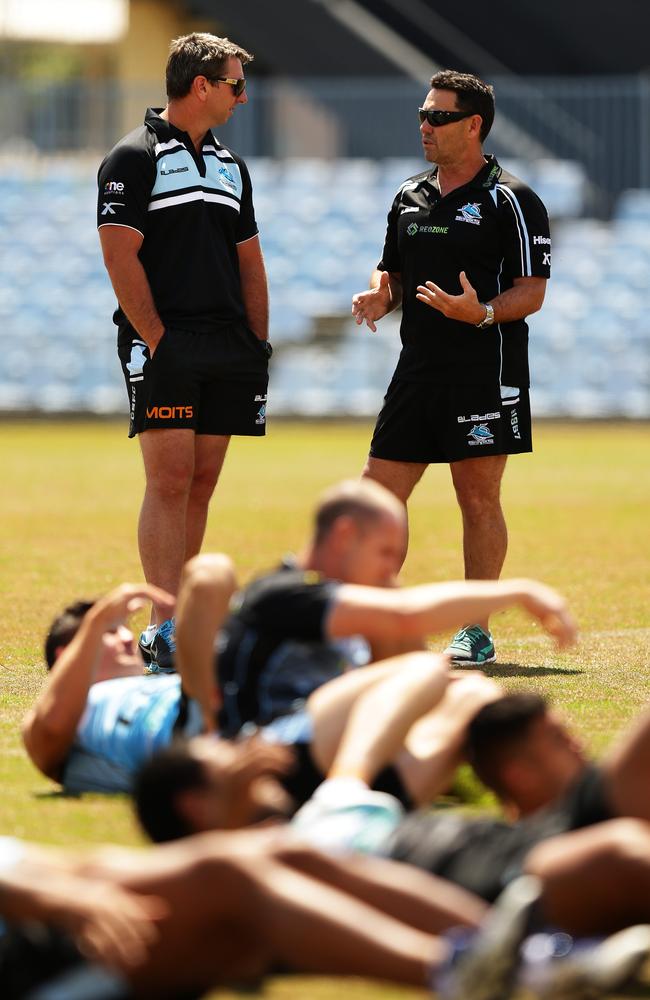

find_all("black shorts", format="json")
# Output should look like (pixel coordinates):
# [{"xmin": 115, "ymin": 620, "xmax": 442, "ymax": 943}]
[
  {"xmin": 386, "ymin": 767, "xmax": 614, "ymax": 903},
  {"xmin": 386, "ymin": 811, "xmax": 526, "ymax": 903},
  {"xmin": 0, "ymin": 924, "xmax": 129, "ymax": 1000},
  {"xmin": 281, "ymin": 742, "xmax": 414, "ymax": 812},
  {"xmin": 370, "ymin": 378, "xmax": 532, "ymax": 464},
  {"xmin": 117, "ymin": 324, "xmax": 271, "ymax": 438}
]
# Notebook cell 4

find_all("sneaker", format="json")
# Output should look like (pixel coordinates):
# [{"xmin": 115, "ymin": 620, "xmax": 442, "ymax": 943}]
[
  {"xmin": 439, "ymin": 875, "xmax": 541, "ymax": 1000},
  {"xmin": 445, "ymin": 625, "xmax": 496, "ymax": 666},
  {"xmin": 139, "ymin": 617, "xmax": 176, "ymax": 674},
  {"xmin": 534, "ymin": 923, "xmax": 650, "ymax": 1000}
]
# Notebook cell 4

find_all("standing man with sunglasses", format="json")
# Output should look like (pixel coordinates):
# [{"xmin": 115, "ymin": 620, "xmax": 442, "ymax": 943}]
[
  {"xmin": 98, "ymin": 34, "xmax": 271, "ymax": 672},
  {"xmin": 352, "ymin": 70, "xmax": 551, "ymax": 667}
]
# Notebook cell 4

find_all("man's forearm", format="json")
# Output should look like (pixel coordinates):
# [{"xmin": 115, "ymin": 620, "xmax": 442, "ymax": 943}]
[
  {"xmin": 370, "ymin": 269, "xmax": 402, "ymax": 311},
  {"xmin": 22, "ymin": 611, "xmax": 106, "ymax": 777},
  {"xmin": 239, "ymin": 243, "xmax": 269, "ymax": 340},
  {"xmin": 488, "ymin": 279, "xmax": 545, "ymax": 324},
  {"xmin": 331, "ymin": 577, "xmax": 573, "ymax": 648},
  {"xmin": 400, "ymin": 579, "xmax": 533, "ymax": 636},
  {"xmin": 103, "ymin": 254, "xmax": 165, "ymax": 350}
]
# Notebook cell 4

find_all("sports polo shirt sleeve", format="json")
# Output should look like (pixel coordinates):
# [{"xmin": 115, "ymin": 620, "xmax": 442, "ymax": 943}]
[
  {"xmin": 97, "ymin": 141, "xmax": 156, "ymax": 236},
  {"xmin": 236, "ymin": 571, "xmax": 341, "ymax": 640},
  {"xmin": 377, "ymin": 195, "xmax": 401, "ymax": 273},
  {"xmin": 235, "ymin": 156, "xmax": 259, "ymax": 244},
  {"xmin": 498, "ymin": 183, "xmax": 552, "ymax": 279}
]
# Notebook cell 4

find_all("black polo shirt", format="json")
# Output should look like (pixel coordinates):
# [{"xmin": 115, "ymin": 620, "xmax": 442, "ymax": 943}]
[
  {"xmin": 216, "ymin": 562, "xmax": 370, "ymax": 736},
  {"xmin": 379, "ymin": 155, "xmax": 551, "ymax": 387},
  {"xmin": 97, "ymin": 108, "xmax": 258, "ymax": 333}
]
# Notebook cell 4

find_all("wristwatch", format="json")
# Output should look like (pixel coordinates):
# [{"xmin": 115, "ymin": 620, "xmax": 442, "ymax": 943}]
[{"xmin": 476, "ymin": 303, "xmax": 495, "ymax": 328}]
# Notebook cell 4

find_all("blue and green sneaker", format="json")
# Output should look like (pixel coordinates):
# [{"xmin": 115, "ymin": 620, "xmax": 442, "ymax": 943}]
[
  {"xmin": 445, "ymin": 625, "xmax": 496, "ymax": 666},
  {"xmin": 139, "ymin": 617, "xmax": 176, "ymax": 674}
]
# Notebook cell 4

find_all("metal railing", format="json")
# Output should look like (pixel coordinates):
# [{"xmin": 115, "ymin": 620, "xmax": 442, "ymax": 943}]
[{"xmin": 0, "ymin": 74, "xmax": 648, "ymax": 213}]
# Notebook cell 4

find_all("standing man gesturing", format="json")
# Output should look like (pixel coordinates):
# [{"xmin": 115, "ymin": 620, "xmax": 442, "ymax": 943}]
[
  {"xmin": 97, "ymin": 33, "xmax": 271, "ymax": 672},
  {"xmin": 352, "ymin": 70, "xmax": 550, "ymax": 667}
]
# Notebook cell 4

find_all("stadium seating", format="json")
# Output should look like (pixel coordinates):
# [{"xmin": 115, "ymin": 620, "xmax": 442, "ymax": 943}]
[{"xmin": 0, "ymin": 159, "xmax": 647, "ymax": 418}]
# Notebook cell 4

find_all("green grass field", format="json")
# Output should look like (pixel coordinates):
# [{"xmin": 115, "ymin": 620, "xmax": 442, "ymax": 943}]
[{"xmin": 1, "ymin": 418, "xmax": 649, "ymax": 999}]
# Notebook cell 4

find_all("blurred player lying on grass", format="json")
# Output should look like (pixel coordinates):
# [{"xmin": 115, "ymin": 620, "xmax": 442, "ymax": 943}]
[
  {"xmin": 4, "ymin": 809, "xmax": 650, "ymax": 999},
  {"xmin": 0, "ymin": 825, "xmax": 489, "ymax": 999},
  {"xmin": 22, "ymin": 483, "xmax": 574, "ymax": 798},
  {"xmin": 129, "ymin": 653, "xmax": 650, "ymax": 998},
  {"xmin": 135, "ymin": 623, "xmax": 650, "ymax": 917}
]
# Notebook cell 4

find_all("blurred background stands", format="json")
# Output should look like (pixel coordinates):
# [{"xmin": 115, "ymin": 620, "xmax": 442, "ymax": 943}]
[{"xmin": 0, "ymin": 0, "xmax": 648, "ymax": 419}]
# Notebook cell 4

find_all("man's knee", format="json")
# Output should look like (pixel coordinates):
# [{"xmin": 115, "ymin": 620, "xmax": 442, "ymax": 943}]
[
  {"xmin": 452, "ymin": 457, "xmax": 506, "ymax": 510},
  {"xmin": 145, "ymin": 456, "xmax": 195, "ymax": 498},
  {"xmin": 181, "ymin": 553, "xmax": 237, "ymax": 600},
  {"xmin": 190, "ymin": 466, "xmax": 220, "ymax": 503},
  {"xmin": 525, "ymin": 819, "xmax": 650, "ymax": 880},
  {"xmin": 362, "ymin": 458, "xmax": 424, "ymax": 504},
  {"xmin": 453, "ymin": 478, "xmax": 503, "ymax": 518}
]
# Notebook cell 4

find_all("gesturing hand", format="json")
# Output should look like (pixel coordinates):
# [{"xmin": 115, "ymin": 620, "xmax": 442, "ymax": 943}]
[
  {"xmin": 352, "ymin": 271, "xmax": 393, "ymax": 332},
  {"xmin": 92, "ymin": 583, "xmax": 175, "ymax": 634},
  {"xmin": 66, "ymin": 881, "xmax": 168, "ymax": 973},
  {"xmin": 416, "ymin": 270, "xmax": 486, "ymax": 325}
]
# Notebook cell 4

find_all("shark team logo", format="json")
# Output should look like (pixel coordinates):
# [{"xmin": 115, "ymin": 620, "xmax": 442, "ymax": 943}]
[
  {"xmin": 456, "ymin": 202, "xmax": 482, "ymax": 225},
  {"xmin": 218, "ymin": 165, "xmax": 237, "ymax": 191},
  {"xmin": 255, "ymin": 394, "xmax": 267, "ymax": 425},
  {"xmin": 467, "ymin": 423, "xmax": 494, "ymax": 446}
]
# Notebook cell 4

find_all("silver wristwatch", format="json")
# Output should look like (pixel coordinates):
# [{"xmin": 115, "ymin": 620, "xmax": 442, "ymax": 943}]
[{"xmin": 476, "ymin": 303, "xmax": 495, "ymax": 328}]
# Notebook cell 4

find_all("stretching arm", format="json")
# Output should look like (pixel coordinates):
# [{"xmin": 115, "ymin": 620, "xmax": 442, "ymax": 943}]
[{"xmin": 327, "ymin": 577, "xmax": 577, "ymax": 649}]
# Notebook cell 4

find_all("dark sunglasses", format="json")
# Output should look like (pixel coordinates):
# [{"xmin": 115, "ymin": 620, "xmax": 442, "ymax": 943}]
[
  {"xmin": 418, "ymin": 107, "xmax": 472, "ymax": 127},
  {"xmin": 212, "ymin": 76, "xmax": 247, "ymax": 97}
]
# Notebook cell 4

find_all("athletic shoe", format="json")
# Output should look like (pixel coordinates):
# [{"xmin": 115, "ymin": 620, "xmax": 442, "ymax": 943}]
[
  {"xmin": 438, "ymin": 875, "xmax": 541, "ymax": 1000},
  {"xmin": 445, "ymin": 625, "xmax": 496, "ymax": 666},
  {"xmin": 138, "ymin": 617, "xmax": 176, "ymax": 674},
  {"xmin": 533, "ymin": 923, "xmax": 650, "ymax": 999}
]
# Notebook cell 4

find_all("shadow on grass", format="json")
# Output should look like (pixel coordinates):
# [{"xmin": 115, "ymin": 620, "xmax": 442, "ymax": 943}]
[
  {"xmin": 32, "ymin": 789, "xmax": 126, "ymax": 800},
  {"xmin": 483, "ymin": 661, "xmax": 584, "ymax": 678}
]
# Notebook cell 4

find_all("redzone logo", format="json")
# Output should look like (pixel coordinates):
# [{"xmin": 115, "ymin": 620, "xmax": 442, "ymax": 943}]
[{"xmin": 146, "ymin": 406, "xmax": 193, "ymax": 419}]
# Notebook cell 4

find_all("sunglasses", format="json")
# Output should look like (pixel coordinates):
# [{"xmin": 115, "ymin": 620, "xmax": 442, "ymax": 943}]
[
  {"xmin": 418, "ymin": 107, "xmax": 472, "ymax": 127},
  {"xmin": 212, "ymin": 76, "xmax": 247, "ymax": 97}
]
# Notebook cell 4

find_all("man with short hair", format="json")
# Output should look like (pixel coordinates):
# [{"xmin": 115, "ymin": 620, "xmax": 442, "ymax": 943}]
[
  {"xmin": 97, "ymin": 32, "xmax": 270, "ymax": 672},
  {"xmin": 22, "ymin": 478, "xmax": 573, "ymax": 799},
  {"xmin": 22, "ymin": 582, "xmax": 208, "ymax": 792},
  {"xmin": 184, "ymin": 479, "xmax": 573, "ymax": 741},
  {"xmin": 382, "ymin": 692, "xmax": 650, "ymax": 904},
  {"xmin": 352, "ymin": 69, "xmax": 551, "ymax": 667}
]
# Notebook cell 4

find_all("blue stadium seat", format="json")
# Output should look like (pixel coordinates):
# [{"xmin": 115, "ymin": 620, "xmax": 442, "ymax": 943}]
[{"xmin": 0, "ymin": 159, "xmax": 648, "ymax": 417}]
